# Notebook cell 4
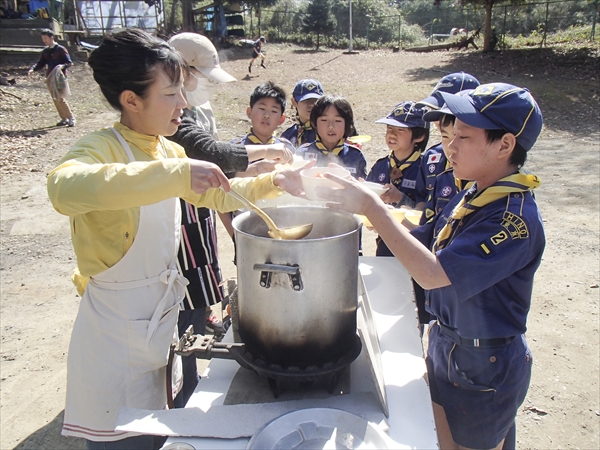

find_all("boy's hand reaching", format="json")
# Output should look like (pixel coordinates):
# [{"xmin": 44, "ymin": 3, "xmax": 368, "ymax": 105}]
[
  {"xmin": 315, "ymin": 171, "xmax": 382, "ymax": 216},
  {"xmin": 273, "ymin": 160, "xmax": 316, "ymax": 197},
  {"xmin": 380, "ymin": 184, "xmax": 404, "ymax": 205},
  {"xmin": 189, "ymin": 159, "xmax": 230, "ymax": 194},
  {"xmin": 265, "ymin": 143, "xmax": 293, "ymax": 164},
  {"xmin": 245, "ymin": 143, "xmax": 293, "ymax": 164}
]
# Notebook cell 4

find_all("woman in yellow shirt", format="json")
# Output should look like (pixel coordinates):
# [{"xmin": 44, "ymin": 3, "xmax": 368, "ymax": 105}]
[{"xmin": 47, "ymin": 28, "xmax": 306, "ymax": 450}]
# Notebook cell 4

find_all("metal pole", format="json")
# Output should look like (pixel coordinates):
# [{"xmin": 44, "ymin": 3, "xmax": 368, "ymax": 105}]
[
  {"xmin": 542, "ymin": 0, "xmax": 549, "ymax": 48},
  {"xmin": 366, "ymin": 16, "xmax": 370, "ymax": 49},
  {"xmin": 348, "ymin": 0, "xmax": 353, "ymax": 52},
  {"xmin": 502, "ymin": 5, "xmax": 507, "ymax": 49},
  {"xmin": 591, "ymin": 0, "xmax": 597, "ymax": 40},
  {"xmin": 398, "ymin": 15, "xmax": 401, "ymax": 43}
]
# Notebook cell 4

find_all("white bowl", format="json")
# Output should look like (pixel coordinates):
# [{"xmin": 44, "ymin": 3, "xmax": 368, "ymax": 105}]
[
  {"xmin": 300, "ymin": 167, "xmax": 351, "ymax": 201},
  {"xmin": 361, "ymin": 181, "xmax": 389, "ymax": 196}
]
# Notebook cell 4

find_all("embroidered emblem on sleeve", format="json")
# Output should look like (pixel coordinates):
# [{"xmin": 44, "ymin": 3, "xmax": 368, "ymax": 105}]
[
  {"xmin": 501, "ymin": 211, "xmax": 530, "ymax": 239},
  {"xmin": 491, "ymin": 230, "xmax": 509, "ymax": 245}
]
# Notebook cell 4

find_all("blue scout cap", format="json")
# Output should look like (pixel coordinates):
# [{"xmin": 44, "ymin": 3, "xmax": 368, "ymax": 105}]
[
  {"xmin": 440, "ymin": 83, "xmax": 543, "ymax": 151},
  {"xmin": 422, "ymin": 89, "xmax": 475, "ymax": 122},
  {"xmin": 417, "ymin": 72, "xmax": 480, "ymax": 110},
  {"xmin": 292, "ymin": 79, "xmax": 324, "ymax": 102},
  {"xmin": 375, "ymin": 101, "xmax": 429, "ymax": 129}
]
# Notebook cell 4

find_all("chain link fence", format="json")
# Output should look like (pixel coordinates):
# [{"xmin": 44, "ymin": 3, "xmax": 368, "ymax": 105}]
[{"xmin": 240, "ymin": 0, "xmax": 598, "ymax": 49}]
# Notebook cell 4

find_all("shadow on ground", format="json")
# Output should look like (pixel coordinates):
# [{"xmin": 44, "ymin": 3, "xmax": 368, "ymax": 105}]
[
  {"xmin": 403, "ymin": 47, "xmax": 600, "ymax": 137},
  {"xmin": 0, "ymin": 127, "xmax": 54, "ymax": 137},
  {"xmin": 14, "ymin": 410, "xmax": 85, "ymax": 450}
]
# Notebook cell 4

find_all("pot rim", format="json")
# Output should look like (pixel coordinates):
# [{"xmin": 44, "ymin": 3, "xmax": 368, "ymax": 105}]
[{"xmin": 232, "ymin": 206, "xmax": 362, "ymax": 242}]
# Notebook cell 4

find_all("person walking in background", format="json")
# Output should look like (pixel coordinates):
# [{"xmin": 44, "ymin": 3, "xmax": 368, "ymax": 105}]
[
  {"xmin": 28, "ymin": 29, "xmax": 76, "ymax": 127},
  {"xmin": 248, "ymin": 36, "xmax": 266, "ymax": 73}
]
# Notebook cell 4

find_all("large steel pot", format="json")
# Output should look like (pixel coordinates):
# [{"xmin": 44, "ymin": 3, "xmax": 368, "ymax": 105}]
[{"xmin": 232, "ymin": 206, "xmax": 361, "ymax": 368}]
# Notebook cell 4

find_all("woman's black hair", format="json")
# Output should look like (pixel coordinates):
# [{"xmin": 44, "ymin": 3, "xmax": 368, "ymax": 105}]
[
  {"xmin": 486, "ymin": 129, "xmax": 528, "ymax": 167},
  {"xmin": 310, "ymin": 95, "xmax": 356, "ymax": 138},
  {"xmin": 88, "ymin": 28, "xmax": 188, "ymax": 111}
]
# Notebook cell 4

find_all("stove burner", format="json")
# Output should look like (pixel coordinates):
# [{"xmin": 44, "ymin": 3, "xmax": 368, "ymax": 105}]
[{"xmin": 234, "ymin": 333, "xmax": 362, "ymax": 398}]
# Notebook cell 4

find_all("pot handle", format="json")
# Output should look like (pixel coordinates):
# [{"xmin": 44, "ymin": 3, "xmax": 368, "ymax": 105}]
[
  {"xmin": 253, "ymin": 263, "xmax": 303, "ymax": 291},
  {"xmin": 253, "ymin": 263, "xmax": 299, "ymax": 275}
]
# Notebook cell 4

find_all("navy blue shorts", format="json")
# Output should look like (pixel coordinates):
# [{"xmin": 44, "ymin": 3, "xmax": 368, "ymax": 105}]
[{"xmin": 426, "ymin": 323, "xmax": 532, "ymax": 449}]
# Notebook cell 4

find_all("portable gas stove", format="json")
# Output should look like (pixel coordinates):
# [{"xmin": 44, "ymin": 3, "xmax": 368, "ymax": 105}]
[{"xmin": 117, "ymin": 258, "xmax": 439, "ymax": 450}]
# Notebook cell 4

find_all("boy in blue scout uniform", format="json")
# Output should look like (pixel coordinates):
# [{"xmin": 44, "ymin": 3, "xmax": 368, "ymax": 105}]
[
  {"xmin": 411, "ymin": 83, "xmax": 545, "ymax": 450},
  {"xmin": 248, "ymin": 36, "xmax": 266, "ymax": 73},
  {"xmin": 227, "ymin": 82, "xmax": 295, "ymax": 247},
  {"xmin": 280, "ymin": 79, "xmax": 324, "ymax": 148},
  {"xmin": 315, "ymin": 82, "xmax": 545, "ymax": 450},
  {"xmin": 415, "ymin": 72, "xmax": 480, "ymax": 209},
  {"xmin": 366, "ymin": 101, "xmax": 429, "ymax": 256},
  {"xmin": 296, "ymin": 94, "xmax": 366, "ymax": 179},
  {"xmin": 230, "ymin": 81, "xmax": 295, "ymax": 163}
]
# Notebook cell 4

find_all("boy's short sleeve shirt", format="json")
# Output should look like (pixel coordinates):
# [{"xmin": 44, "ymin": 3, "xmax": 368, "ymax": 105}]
[
  {"xmin": 296, "ymin": 142, "xmax": 367, "ymax": 179},
  {"xmin": 411, "ymin": 190, "xmax": 545, "ymax": 339},
  {"xmin": 366, "ymin": 154, "xmax": 422, "ymax": 202}
]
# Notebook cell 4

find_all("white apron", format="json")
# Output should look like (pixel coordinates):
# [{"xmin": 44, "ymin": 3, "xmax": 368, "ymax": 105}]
[{"xmin": 62, "ymin": 129, "xmax": 186, "ymax": 441}]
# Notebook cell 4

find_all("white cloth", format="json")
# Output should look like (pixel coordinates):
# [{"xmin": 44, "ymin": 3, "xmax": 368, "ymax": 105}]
[
  {"xmin": 62, "ymin": 128, "xmax": 186, "ymax": 441},
  {"xmin": 45, "ymin": 65, "xmax": 71, "ymax": 100}
]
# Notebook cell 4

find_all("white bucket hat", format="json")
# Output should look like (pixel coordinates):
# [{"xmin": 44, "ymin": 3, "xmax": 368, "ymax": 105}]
[{"xmin": 168, "ymin": 32, "xmax": 236, "ymax": 83}]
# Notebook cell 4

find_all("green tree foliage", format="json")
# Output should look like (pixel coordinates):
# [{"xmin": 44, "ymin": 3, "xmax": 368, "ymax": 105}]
[{"xmin": 302, "ymin": 0, "xmax": 336, "ymax": 49}]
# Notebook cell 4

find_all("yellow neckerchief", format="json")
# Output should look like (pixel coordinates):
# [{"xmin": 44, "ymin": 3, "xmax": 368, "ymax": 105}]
[
  {"xmin": 246, "ymin": 128, "xmax": 275, "ymax": 145},
  {"xmin": 316, "ymin": 136, "xmax": 344, "ymax": 156},
  {"xmin": 389, "ymin": 149, "xmax": 420, "ymax": 182},
  {"xmin": 297, "ymin": 120, "xmax": 312, "ymax": 143},
  {"xmin": 432, "ymin": 170, "xmax": 541, "ymax": 253}
]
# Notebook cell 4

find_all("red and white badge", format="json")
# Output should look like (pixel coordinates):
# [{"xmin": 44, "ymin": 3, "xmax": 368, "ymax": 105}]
[{"xmin": 427, "ymin": 153, "xmax": 442, "ymax": 164}]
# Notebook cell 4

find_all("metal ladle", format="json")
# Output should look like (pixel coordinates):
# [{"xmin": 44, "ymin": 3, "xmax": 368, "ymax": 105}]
[{"xmin": 226, "ymin": 189, "xmax": 313, "ymax": 240}]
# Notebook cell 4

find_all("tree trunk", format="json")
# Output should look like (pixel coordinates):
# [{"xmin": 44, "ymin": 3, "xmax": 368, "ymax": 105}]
[
  {"xmin": 317, "ymin": 33, "xmax": 320, "ymax": 50},
  {"xmin": 182, "ymin": 0, "xmax": 194, "ymax": 32},
  {"xmin": 483, "ymin": 0, "xmax": 494, "ymax": 52}
]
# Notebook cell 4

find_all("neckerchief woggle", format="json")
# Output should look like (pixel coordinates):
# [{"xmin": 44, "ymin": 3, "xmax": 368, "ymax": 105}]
[
  {"xmin": 389, "ymin": 150, "xmax": 420, "ymax": 184},
  {"xmin": 432, "ymin": 170, "xmax": 541, "ymax": 253},
  {"xmin": 247, "ymin": 128, "xmax": 275, "ymax": 145},
  {"xmin": 316, "ymin": 136, "xmax": 344, "ymax": 156}
]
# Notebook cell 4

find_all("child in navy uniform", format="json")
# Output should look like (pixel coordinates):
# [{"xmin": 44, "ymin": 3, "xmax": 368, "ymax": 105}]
[
  {"xmin": 248, "ymin": 36, "xmax": 266, "ymax": 73},
  {"xmin": 230, "ymin": 81, "xmax": 295, "ymax": 173},
  {"xmin": 280, "ymin": 79, "xmax": 324, "ymax": 148},
  {"xmin": 296, "ymin": 94, "xmax": 366, "ymax": 179},
  {"xmin": 317, "ymin": 83, "xmax": 545, "ymax": 450},
  {"xmin": 366, "ymin": 101, "xmax": 429, "ymax": 256},
  {"xmin": 415, "ymin": 72, "xmax": 480, "ymax": 211}
]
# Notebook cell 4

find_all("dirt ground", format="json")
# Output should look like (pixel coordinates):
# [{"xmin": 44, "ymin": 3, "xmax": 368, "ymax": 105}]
[{"xmin": 1, "ymin": 43, "xmax": 599, "ymax": 449}]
